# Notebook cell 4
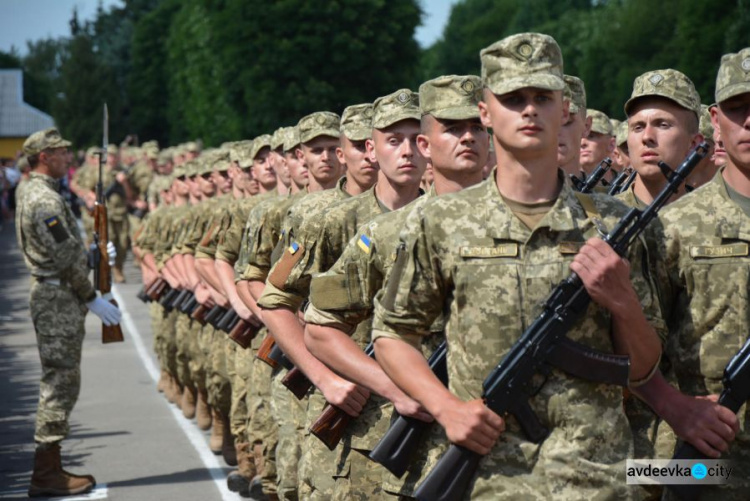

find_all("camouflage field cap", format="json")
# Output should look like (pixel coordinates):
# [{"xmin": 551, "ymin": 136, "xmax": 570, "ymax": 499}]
[
  {"xmin": 616, "ymin": 121, "xmax": 628, "ymax": 147},
  {"xmin": 173, "ymin": 164, "xmax": 187, "ymax": 179},
  {"xmin": 185, "ymin": 141, "xmax": 200, "ymax": 153},
  {"xmin": 229, "ymin": 140, "xmax": 254, "ymax": 168},
  {"xmin": 372, "ymin": 88, "xmax": 420, "ymax": 129},
  {"xmin": 699, "ymin": 104, "xmax": 714, "ymax": 142},
  {"xmin": 214, "ymin": 148, "xmax": 232, "ymax": 172},
  {"xmin": 588, "ymin": 109, "xmax": 613, "ymax": 135},
  {"xmin": 298, "ymin": 112, "xmax": 341, "ymax": 143},
  {"xmin": 23, "ymin": 128, "xmax": 72, "ymax": 156},
  {"xmin": 86, "ymin": 146, "xmax": 99, "ymax": 158},
  {"xmin": 250, "ymin": 134, "xmax": 272, "ymax": 160},
  {"xmin": 481, "ymin": 33, "xmax": 564, "ymax": 96},
  {"xmin": 715, "ymin": 48, "xmax": 750, "ymax": 103},
  {"xmin": 419, "ymin": 75, "xmax": 482, "ymax": 120},
  {"xmin": 624, "ymin": 69, "xmax": 701, "ymax": 118},
  {"xmin": 563, "ymin": 75, "xmax": 586, "ymax": 114},
  {"xmin": 283, "ymin": 126, "xmax": 301, "ymax": 152},
  {"xmin": 340, "ymin": 103, "xmax": 374, "ymax": 141},
  {"xmin": 271, "ymin": 128, "xmax": 286, "ymax": 151},
  {"xmin": 107, "ymin": 144, "xmax": 119, "ymax": 156},
  {"xmin": 610, "ymin": 118, "xmax": 621, "ymax": 131},
  {"xmin": 142, "ymin": 140, "xmax": 159, "ymax": 150}
]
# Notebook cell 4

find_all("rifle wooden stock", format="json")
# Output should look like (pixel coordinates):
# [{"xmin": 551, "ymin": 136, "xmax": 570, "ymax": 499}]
[
  {"xmin": 229, "ymin": 319, "xmax": 261, "ymax": 349},
  {"xmin": 281, "ymin": 366, "xmax": 313, "ymax": 400},
  {"xmin": 255, "ymin": 335, "xmax": 279, "ymax": 369},
  {"xmin": 191, "ymin": 304, "xmax": 209, "ymax": 325},
  {"xmin": 146, "ymin": 278, "xmax": 168, "ymax": 301},
  {"xmin": 310, "ymin": 404, "xmax": 350, "ymax": 451}
]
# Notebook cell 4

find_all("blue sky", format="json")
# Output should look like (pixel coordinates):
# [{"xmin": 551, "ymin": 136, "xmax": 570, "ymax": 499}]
[{"xmin": 0, "ymin": 0, "xmax": 459, "ymax": 55}]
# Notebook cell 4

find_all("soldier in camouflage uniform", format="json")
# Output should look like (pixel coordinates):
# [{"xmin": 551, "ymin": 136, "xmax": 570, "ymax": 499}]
[
  {"xmin": 371, "ymin": 33, "xmax": 665, "ymax": 499},
  {"xmin": 304, "ymin": 74, "xmax": 489, "ymax": 499},
  {"xmin": 612, "ymin": 120, "xmax": 631, "ymax": 173},
  {"xmin": 685, "ymin": 104, "xmax": 721, "ymax": 190},
  {"xmin": 579, "ymin": 108, "xmax": 615, "ymax": 180},
  {"xmin": 69, "ymin": 147, "xmax": 99, "ymax": 246},
  {"xmin": 635, "ymin": 47, "xmax": 750, "ymax": 500},
  {"xmin": 126, "ymin": 145, "xmax": 156, "ymax": 252},
  {"xmin": 17, "ymin": 128, "xmax": 122, "ymax": 497},
  {"xmin": 557, "ymin": 75, "xmax": 591, "ymax": 180},
  {"xmin": 616, "ymin": 69, "xmax": 704, "ymax": 209}
]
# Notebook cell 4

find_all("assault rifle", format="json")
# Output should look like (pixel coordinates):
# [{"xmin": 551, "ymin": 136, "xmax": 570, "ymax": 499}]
[
  {"xmin": 578, "ymin": 158, "xmax": 612, "ymax": 193},
  {"xmin": 413, "ymin": 144, "xmax": 709, "ymax": 501},
  {"xmin": 607, "ymin": 167, "xmax": 634, "ymax": 196},
  {"xmin": 666, "ymin": 335, "xmax": 750, "ymax": 501},
  {"xmin": 90, "ymin": 103, "xmax": 124, "ymax": 344}
]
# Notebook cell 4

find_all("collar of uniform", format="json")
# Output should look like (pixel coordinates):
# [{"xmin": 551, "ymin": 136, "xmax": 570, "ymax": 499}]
[
  {"xmin": 29, "ymin": 171, "xmax": 59, "ymax": 190},
  {"xmin": 484, "ymin": 168, "xmax": 578, "ymax": 240},
  {"xmin": 711, "ymin": 167, "xmax": 750, "ymax": 240},
  {"xmin": 336, "ymin": 176, "xmax": 351, "ymax": 199}
]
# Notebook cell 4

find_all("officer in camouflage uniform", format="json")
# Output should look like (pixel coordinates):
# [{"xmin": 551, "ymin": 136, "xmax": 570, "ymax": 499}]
[
  {"xmin": 637, "ymin": 47, "xmax": 750, "ymax": 500},
  {"xmin": 304, "ymin": 74, "xmax": 489, "ymax": 499},
  {"xmin": 17, "ymin": 128, "xmax": 121, "ymax": 497},
  {"xmin": 372, "ymin": 33, "xmax": 665, "ymax": 500}
]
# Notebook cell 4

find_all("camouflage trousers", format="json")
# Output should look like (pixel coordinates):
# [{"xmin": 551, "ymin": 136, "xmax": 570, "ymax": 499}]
[
  {"xmin": 108, "ymin": 217, "xmax": 129, "ymax": 270},
  {"xmin": 230, "ymin": 341, "xmax": 253, "ymax": 442},
  {"xmin": 247, "ymin": 331, "xmax": 277, "ymax": 496},
  {"xmin": 149, "ymin": 302, "xmax": 165, "ymax": 369},
  {"xmin": 332, "ymin": 446, "xmax": 385, "ymax": 501},
  {"xmin": 298, "ymin": 390, "xmax": 338, "ymax": 500},
  {"xmin": 162, "ymin": 309, "xmax": 179, "ymax": 383},
  {"xmin": 271, "ymin": 367, "xmax": 307, "ymax": 501},
  {"xmin": 207, "ymin": 328, "xmax": 231, "ymax": 415},
  {"xmin": 175, "ymin": 313, "xmax": 195, "ymax": 390},
  {"xmin": 189, "ymin": 323, "xmax": 211, "ymax": 393},
  {"xmin": 29, "ymin": 281, "xmax": 86, "ymax": 445}
]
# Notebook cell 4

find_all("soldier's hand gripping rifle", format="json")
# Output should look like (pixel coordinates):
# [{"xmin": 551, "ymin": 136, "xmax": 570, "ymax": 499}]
[
  {"xmin": 413, "ymin": 143, "xmax": 709, "ymax": 501},
  {"xmin": 665, "ymin": 335, "xmax": 750, "ymax": 501},
  {"xmin": 90, "ymin": 104, "xmax": 124, "ymax": 344}
]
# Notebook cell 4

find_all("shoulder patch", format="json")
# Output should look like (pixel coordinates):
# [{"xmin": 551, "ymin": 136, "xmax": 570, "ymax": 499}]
[
  {"xmin": 357, "ymin": 234, "xmax": 371, "ymax": 254},
  {"xmin": 268, "ymin": 242, "xmax": 305, "ymax": 290},
  {"xmin": 44, "ymin": 216, "xmax": 69, "ymax": 243}
]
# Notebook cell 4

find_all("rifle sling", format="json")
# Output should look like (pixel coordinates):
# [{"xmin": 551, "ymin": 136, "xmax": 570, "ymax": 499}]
[{"xmin": 544, "ymin": 337, "xmax": 630, "ymax": 387}]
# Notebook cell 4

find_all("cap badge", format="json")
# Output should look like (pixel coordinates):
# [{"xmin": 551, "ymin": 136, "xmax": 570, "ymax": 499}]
[
  {"xmin": 316, "ymin": 115, "xmax": 327, "ymax": 125},
  {"xmin": 461, "ymin": 79, "xmax": 476, "ymax": 94},
  {"xmin": 517, "ymin": 42, "xmax": 533, "ymax": 59},
  {"xmin": 397, "ymin": 92, "xmax": 410, "ymax": 104},
  {"xmin": 363, "ymin": 107, "xmax": 374, "ymax": 119},
  {"xmin": 649, "ymin": 73, "xmax": 664, "ymax": 86},
  {"xmin": 742, "ymin": 58, "xmax": 750, "ymax": 72}
]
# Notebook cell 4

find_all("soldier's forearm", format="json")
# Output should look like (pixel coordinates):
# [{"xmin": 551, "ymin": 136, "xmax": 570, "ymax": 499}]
[
  {"xmin": 195, "ymin": 257, "xmax": 225, "ymax": 294},
  {"xmin": 237, "ymin": 280, "xmax": 263, "ymax": 319},
  {"xmin": 182, "ymin": 254, "xmax": 201, "ymax": 290}
]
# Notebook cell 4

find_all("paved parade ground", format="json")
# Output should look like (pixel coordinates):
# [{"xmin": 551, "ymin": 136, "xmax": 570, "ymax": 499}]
[{"xmin": 0, "ymin": 221, "xmax": 234, "ymax": 500}]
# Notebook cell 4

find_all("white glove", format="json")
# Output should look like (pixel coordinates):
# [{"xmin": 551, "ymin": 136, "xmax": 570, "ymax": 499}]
[
  {"xmin": 86, "ymin": 296, "xmax": 122, "ymax": 326},
  {"xmin": 106, "ymin": 241, "xmax": 116, "ymax": 266}
]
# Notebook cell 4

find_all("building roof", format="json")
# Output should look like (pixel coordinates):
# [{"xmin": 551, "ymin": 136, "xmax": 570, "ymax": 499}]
[{"xmin": 0, "ymin": 69, "xmax": 54, "ymax": 137}]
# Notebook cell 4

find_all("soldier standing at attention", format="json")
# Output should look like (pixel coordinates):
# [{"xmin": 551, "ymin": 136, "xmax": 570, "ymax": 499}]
[
  {"xmin": 16, "ymin": 128, "xmax": 121, "ymax": 497},
  {"xmin": 557, "ymin": 75, "xmax": 591, "ymax": 180},
  {"xmin": 579, "ymin": 108, "xmax": 615, "ymax": 180},
  {"xmin": 372, "ymin": 33, "xmax": 665, "ymax": 499}
]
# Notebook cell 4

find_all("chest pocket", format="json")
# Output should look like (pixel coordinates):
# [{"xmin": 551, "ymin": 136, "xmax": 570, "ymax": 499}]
[{"xmin": 682, "ymin": 241, "xmax": 750, "ymax": 384}]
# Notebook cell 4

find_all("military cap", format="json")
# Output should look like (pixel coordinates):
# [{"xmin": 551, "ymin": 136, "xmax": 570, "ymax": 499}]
[
  {"xmin": 283, "ymin": 126, "xmax": 301, "ymax": 153},
  {"xmin": 184, "ymin": 141, "xmax": 200, "ymax": 153},
  {"xmin": 616, "ymin": 121, "xmax": 629, "ymax": 147},
  {"xmin": 213, "ymin": 148, "xmax": 232, "ymax": 172},
  {"xmin": 86, "ymin": 146, "xmax": 99, "ymax": 158},
  {"xmin": 372, "ymin": 89, "xmax": 420, "ymax": 129},
  {"xmin": 229, "ymin": 140, "xmax": 254, "ymax": 168},
  {"xmin": 271, "ymin": 128, "xmax": 286, "ymax": 151},
  {"xmin": 588, "ymin": 109, "xmax": 613, "ymax": 135},
  {"xmin": 17, "ymin": 155, "xmax": 29, "ymax": 172},
  {"xmin": 563, "ymin": 75, "xmax": 586, "ymax": 114},
  {"xmin": 23, "ymin": 128, "xmax": 72, "ymax": 156},
  {"xmin": 173, "ymin": 164, "xmax": 187, "ymax": 179},
  {"xmin": 610, "ymin": 118, "xmax": 621, "ymax": 131},
  {"xmin": 298, "ymin": 112, "xmax": 341, "ymax": 143},
  {"xmin": 480, "ymin": 33, "xmax": 564, "ymax": 96},
  {"xmin": 715, "ymin": 47, "xmax": 750, "ymax": 103},
  {"xmin": 107, "ymin": 144, "xmax": 119, "ymax": 155},
  {"xmin": 419, "ymin": 75, "xmax": 482, "ymax": 120},
  {"xmin": 145, "ymin": 148, "xmax": 159, "ymax": 160},
  {"xmin": 699, "ymin": 104, "xmax": 714, "ymax": 142},
  {"xmin": 624, "ymin": 69, "xmax": 701, "ymax": 118},
  {"xmin": 142, "ymin": 140, "xmax": 159, "ymax": 150},
  {"xmin": 249, "ymin": 134, "xmax": 272, "ymax": 160},
  {"xmin": 340, "ymin": 103, "xmax": 374, "ymax": 141}
]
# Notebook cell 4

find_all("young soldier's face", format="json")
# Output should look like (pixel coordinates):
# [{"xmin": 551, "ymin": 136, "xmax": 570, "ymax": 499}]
[
  {"xmin": 198, "ymin": 172, "xmax": 216, "ymax": 196},
  {"xmin": 417, "ymin": 116, "xmax": 489, "ymax": 175},
  {"xmin": 252, "ymin": 149, "xmax": 277, "ymax": 190},
  {"xmin": 337, "ymin": 135, "xmax": 378, "ymax": 187},
  {"xmin": 285, "ymin": 150, "xmax": 308, "ymax": 188},
  {"xmin": 368, "ymin": 119, "xmax": 425, "ymax": 187},
  {"xmin": 712, "ymin": 93, "xmax": 750, "ymax": 170},
  {"xmin": 298, "ymin": 136, "xmax": 341, "ymax": 184},
  {"xmin": 187, "ymin": 175, "xmax": 202, "ymax": 198},
  {"xmin": 479, "ymin": 87, "xmax": 567, "ymax": 156},
  {"xmin": 580, "ymin": 131, "xmax": 614, "ymax": 172},
  {"xmin": 557, "ymin": 111, "xmax": 590, "ymax": 167}
]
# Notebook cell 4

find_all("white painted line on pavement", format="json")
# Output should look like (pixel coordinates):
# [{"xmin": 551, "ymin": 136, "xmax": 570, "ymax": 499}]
[{"xmin": 111, "ymin": 287, "xmax": 235, "ymax": 501}]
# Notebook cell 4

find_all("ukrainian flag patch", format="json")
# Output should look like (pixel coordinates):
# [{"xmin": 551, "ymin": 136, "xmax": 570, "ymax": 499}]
[
  {"xmin": 288, "ymin": 242, "xmax": 300, "ymax": 255},
  {"xmin": 44, "ymin": 216, "xmax": 60, "ymax": 227},
  {"xmin": 357, "ymin": 234, "xmax": 371, "ymax": 254}
]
